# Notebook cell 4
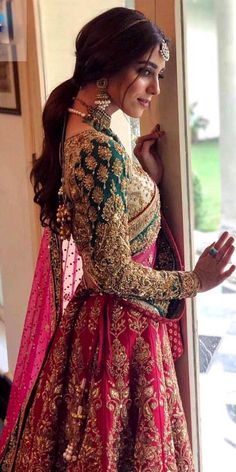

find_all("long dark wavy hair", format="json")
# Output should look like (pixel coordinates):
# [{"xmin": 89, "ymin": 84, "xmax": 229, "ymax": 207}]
[{"xmin": 31, "ymin": 7, "xmax": 168, "ymax": 232}]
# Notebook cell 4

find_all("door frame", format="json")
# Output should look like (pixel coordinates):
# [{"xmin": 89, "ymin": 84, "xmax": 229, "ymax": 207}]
[{"xmin": 136, "ymin": 1, "xmax": 201, "ymax": 470}]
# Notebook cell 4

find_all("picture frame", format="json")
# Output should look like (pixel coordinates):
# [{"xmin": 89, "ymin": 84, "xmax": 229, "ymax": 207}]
[
  {"xmin": 0, "ymin": 0, "xmax": 14, "ymax": 42},
  {"xmin": 0, "ymin": 43, "xmax": 21, "ymax": 115}
]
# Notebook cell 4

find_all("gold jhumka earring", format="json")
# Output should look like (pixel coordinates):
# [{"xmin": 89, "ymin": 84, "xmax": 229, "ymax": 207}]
[
  {"xmin": 94, "ymin": 78, "xmax": 111, "ymax": 110},
  {"xmin": 69, "ymin": 78, "xmax": 111, "ymax": 130}
]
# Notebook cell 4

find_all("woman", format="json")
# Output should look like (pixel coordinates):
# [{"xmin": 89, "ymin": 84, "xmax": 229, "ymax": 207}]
[{"xmin": 0, "ymin": 7, "xmax": 234, "ymax": 471}]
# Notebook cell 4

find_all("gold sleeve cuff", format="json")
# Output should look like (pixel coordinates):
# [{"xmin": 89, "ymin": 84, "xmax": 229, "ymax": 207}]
[{"xmin": 178, "ymin": 271, "xmax": 201, "ymax": 298}]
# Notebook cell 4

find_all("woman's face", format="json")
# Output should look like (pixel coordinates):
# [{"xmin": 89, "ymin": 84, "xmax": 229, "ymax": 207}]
[{"xmin": 108, "ymin": 45, "xmax": 166, "ymax": 118}]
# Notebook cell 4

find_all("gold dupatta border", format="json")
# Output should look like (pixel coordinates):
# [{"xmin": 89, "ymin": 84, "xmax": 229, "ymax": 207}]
[
  {"xmin": 128, "ymin": 186, "xmax": 160, "ymax": 241},
  {"xmin": 129, "ymin": 186, "xmax": 161, "ymax": 255}
]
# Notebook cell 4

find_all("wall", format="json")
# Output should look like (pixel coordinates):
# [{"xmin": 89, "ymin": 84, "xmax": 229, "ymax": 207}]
[
  {"xmin": 0, "ymin": 1, "xmax": 41, "ymax": 375},
  {"xmin": 0, "ymin": 113, "xmax": 36, "ymax": 374}
]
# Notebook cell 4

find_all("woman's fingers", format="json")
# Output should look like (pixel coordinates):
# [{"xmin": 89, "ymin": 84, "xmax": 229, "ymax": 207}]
[
  {"xmin": 200, "ymin": 243, "xmax": 216, "ymax": 257},
  {"xmin": 135, "ymin": 139, "xmax": 156, "ymax": 156},
  {"xmin": 218, "ymin": 244, "xmax": 235, "ymax": 267},
  {"xmin": 141, "ymin": 139, "xmax": 156, "ymax": 151},
  {"xmin": 215, "ymin": 236, "xmax": 234, "ymax": 261},
  {"xmin": 218, "ymin": 264, "xmax": 236, "ymax": 283},
  {"xmin": 136, "ymin": 133, "xmax": 158, "ymax": 144},
  {"xmin": 200, "ymin": 232, "xmax": 234, "ymax": 259},
  {"xmin": 136, "ymin": 127, "xmax": 165, "ymax": 145},
  {"xmin": 194, "ymin": 231, "xmax": 235, "ymax": 291},
  {"xmin": 214, "ymin": 231, "xmax": 229, "ymax": 250}
]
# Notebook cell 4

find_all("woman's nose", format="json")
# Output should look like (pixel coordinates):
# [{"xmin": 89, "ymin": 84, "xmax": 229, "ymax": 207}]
[{"xmin": 148, "ymin": 76, "xmax": 160, "ymax": 96}]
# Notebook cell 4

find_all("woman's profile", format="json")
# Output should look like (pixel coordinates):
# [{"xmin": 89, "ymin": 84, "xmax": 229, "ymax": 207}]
[{"xmin": 0, "ymin": 7, "xmax": 235, "ymax": 471}]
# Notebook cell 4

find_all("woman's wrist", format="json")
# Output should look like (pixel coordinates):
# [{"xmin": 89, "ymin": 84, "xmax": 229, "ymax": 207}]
[{"xmin": 193, "ymin": 269, "xmax": 203, "ymax": 292}]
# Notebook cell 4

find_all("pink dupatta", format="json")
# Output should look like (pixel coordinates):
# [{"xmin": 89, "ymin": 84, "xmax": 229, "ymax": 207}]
[{"xmin": 0, "ymin": 229, "xmax": 82, "ymax": 456}]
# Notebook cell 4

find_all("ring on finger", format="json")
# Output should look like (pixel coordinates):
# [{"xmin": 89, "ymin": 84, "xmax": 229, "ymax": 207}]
[{"xmin": 209, "ymin": 246, "xmax": 218, "ymax": 258}]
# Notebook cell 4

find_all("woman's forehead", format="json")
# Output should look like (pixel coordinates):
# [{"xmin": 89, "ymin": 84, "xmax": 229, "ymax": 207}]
[{"xmin": 137, "ymin": 46, "xmax": 165, "ymax": 68}]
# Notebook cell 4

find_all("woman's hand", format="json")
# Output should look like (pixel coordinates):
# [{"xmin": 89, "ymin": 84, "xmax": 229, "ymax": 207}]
[
  {"xmin": 134, "ymin": 124, "xmax": 165, "ymax": 184},
  {"xmin": 194, "ymin": 231, "xmax": 235, "ymax": 292}
]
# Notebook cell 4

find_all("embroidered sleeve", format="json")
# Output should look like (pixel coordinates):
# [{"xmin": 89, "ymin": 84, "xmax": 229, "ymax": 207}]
[{"xmin": 71, "ymin": 134, "xmax": 199, "ymax": 304}]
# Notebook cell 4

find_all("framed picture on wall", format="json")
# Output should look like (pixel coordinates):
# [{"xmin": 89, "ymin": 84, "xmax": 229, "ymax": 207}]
[
  {"xmin": 0, "ymin": 43, "xmax": 21, "ymax": 114},
  {"xmin": 0, "ymin": 0, "xmax": 14, "ymax": 42}
]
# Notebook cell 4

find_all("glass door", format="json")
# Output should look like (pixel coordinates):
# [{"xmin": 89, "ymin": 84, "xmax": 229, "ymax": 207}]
[{"xmin": 185, "ymin": 1, "xmax": 236, "ymax": 470}]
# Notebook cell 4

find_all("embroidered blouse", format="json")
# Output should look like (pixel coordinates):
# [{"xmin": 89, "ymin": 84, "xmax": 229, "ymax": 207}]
[{"xmin": 64, "ymin": 127, "xmax": 199, "ymax": 313}]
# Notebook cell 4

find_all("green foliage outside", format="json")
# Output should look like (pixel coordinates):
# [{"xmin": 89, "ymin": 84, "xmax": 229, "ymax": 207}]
[
  {"xmin": 189, "ymin": 102, "xmax": 209, "ymax": 143},
  {"xmin": 192, "ymin": 172, "xmax": 204, "ymax": 229},
  {"xmin": 191, "ymin": 139, "xmax": 221, "ymax": 232}
]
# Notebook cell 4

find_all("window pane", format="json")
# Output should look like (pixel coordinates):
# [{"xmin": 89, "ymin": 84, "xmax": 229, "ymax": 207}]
[{"xmin": 185, "ymin": 1, "xmax": 236, "ymax": 471}]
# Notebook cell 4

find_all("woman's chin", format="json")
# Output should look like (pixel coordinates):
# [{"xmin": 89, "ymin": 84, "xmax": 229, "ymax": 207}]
[{"xmin": 123, "ymin": 108, "xmax": 144, "ymax": 119}]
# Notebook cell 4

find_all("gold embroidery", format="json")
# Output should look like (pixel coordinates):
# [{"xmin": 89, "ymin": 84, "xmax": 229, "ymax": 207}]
[
  {"xmin": 128, "ymin": 186, "xmax": 160, "ymax": 242},
  {"xmin": 132, "ymin": 336, "xmax": 163, "ymax": 470},
  {"xmin": 98, "ymin": 144, "xmax": 112, "ymax": 161},
  {"xmin": 160, "ymin": 328, "xmax": 195, "ymax": 471},
  {"xmin": 112, "ymin": 158, "xmax": 123, "ymax": 177},
  {"xmin": 88, "ymin": 206, "xmax": 97, "ymax": 222},
  {"xmin": 74, "ymin": 166, "xmax": 85, "ymax": 181},
  {"xmin": 91, "ymin": 186, "xmax": 103, "ymax": 205},
  {"xmin": 85, "ymin": 154, "xmax": 97, "ymax": 170},
  {"xmin": 3, "ymin": 293, "xmax": 195, "ymax": 470},
  {"xmin": 130, "ymin": 219, "xmax": 159, "ymax": 256},
  {"xmin": 128, "ymin": 307, "xmax": 149, "ymax": 334},
  {"xmin": 97, "ymin": 163, "xmax": 108, "ymax": 183},
  {"xmin": 127, "ymin": 159, "xmax": 156, "ymax": 222},
  {"xmin": 1, "ymin": 112, "xmax": 198, "ymax": 469},
  {"xmin": 83, "ymin": 174, "xmax": 94, "ymax": 191},
  {"xmin": 63, "ymin": 130, "xmax": 199, "ymax": 310}
]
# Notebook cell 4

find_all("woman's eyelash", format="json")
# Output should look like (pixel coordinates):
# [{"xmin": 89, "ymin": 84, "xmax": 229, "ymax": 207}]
[
  {"xmin": 138, "ymin": 67, "xmax": 152, "ymax": 76},
  {"xmin": 138, "ymin": 68, "xmax": 165, "ymax": 79}
]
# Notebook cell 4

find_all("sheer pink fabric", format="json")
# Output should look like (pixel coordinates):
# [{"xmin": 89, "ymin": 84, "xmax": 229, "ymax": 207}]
[
  {"xmin": 0, "ymin": 230, "xmax": 54, "ymax": 454},
  {"xmin": 0, "ymin": 230, "xmax": 84, "ymax": 456},
  {"xmin": 62, "ymin": 237, "xmax": 83, "ymax": 313}
]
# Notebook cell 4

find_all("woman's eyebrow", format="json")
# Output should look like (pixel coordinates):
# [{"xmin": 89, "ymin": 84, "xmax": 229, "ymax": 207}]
[{"xmin": 136, "ymin": 60, "xmax": 158, "ymax": 69}]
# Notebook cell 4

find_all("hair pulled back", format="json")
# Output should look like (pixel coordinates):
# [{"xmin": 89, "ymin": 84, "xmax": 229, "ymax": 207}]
[{"xmin": 31, "ymin": 7, "xmax": 168, "ymax": 232}]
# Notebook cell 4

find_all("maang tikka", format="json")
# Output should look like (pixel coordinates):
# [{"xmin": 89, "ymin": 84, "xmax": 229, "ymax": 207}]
[{"xmin": 160, "ymin": 40, "xmax": 170, "ymax": 62}]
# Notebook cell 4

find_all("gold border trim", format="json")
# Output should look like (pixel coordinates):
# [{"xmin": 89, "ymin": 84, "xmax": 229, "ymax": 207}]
[{"xmin": 129, "ymin": 186, "xmax": 160, "ymax": 241}]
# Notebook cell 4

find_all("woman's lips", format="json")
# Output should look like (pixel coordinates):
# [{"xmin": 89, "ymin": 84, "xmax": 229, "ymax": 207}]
[{"xmin": 137, "ymin": 98, "xmax": 151, "ymax": 108}]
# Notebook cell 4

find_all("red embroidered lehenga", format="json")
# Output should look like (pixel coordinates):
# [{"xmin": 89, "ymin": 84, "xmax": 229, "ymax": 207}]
[{"xmin": 0, "ymin": 126, "xmax": 199, "ymax": 471}]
